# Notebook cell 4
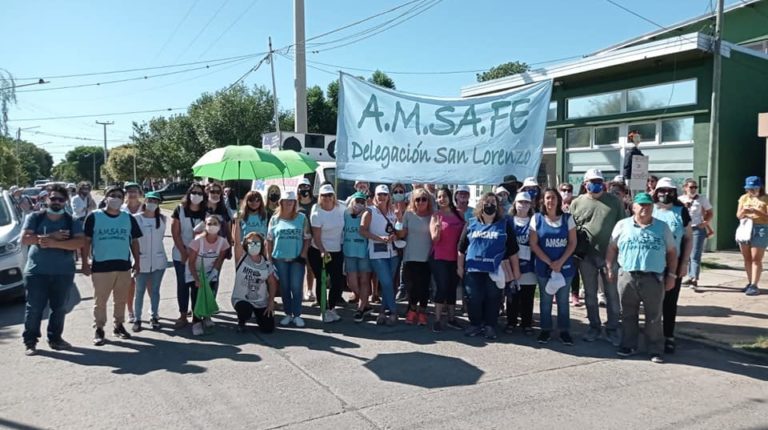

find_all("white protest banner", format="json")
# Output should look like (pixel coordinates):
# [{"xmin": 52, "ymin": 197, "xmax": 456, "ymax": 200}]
[{"xmin": 336, "ymin": 72, "xmax": 552, "ymax": 185}]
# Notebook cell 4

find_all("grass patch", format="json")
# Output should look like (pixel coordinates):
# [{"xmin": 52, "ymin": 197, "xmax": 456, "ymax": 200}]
[{"xmin": 735, "ymin": 336, "xmax": 768, "ymax": 354}]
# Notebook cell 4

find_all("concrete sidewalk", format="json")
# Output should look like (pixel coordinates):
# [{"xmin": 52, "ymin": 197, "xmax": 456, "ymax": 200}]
[{"xmin": 571, "ymin": 251, "xmax": 767, "ymax": 358}]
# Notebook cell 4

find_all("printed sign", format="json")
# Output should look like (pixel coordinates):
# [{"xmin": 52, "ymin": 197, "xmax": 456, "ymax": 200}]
[{"xmin": 336, "ymin": 72, "xmax": 552, "ymax": 184}]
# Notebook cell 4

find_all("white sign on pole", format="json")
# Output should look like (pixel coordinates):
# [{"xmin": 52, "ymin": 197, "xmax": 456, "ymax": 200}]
[{"xmin": 629, "ymin": 155, "xmax": 649, "ymax": 192}]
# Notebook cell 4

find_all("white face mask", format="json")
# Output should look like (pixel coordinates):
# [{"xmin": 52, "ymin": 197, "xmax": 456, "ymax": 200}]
[
  {"xmin": 205, "ymin": 224, "xmax": 220, "ymax": 235},
  {"xmin": 354, "ymin": 203, "xmax": 365, "ymax": 212},
  {"xmin": 515, "ymin": 202, "xmax": 531, "ymax": 214},
  {"xmin": 247, "ymin": 242, "xmax": 262, "ymax": 256},
  {"xmin": 560, "ymin": 191, "xmax": 572, "ymax": 200},
  {"xmin": 190, "ymin": 194, "xmax": 204, "ymax": 205},
  {"xmin": 145, "ymin": 202, "xmax": 158, "ymax": 212},
  {"xmin": 107, "ymin": 197, "xmax": 123, "ymax": 210}
]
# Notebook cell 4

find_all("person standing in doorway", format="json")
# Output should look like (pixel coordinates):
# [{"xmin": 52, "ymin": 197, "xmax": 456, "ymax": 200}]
[
  {"xmin": 83, "ymin": 185, "xmax": 142, "ymax": 346},
  {"xmin": 569, "ymin": 169, "xmax": 626, "ymax": 346},
  {"xmin": 20, "ymin": 185, "xmax": 85, "ymax": 356},
  {"xmin": 679, "ymin": 179, "xmax": 712, "ymax": 291},
  {"xmin": 606, "ymin": 192, "xmax": 677, "ymax": 363}
]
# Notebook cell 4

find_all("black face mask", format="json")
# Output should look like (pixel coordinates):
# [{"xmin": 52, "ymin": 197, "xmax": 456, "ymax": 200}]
[
  {"xmin": 269, "ymin": 193, "xmax": 280, "ymax": 203},
  {"xmin": 299, "ymin": 189, "xmax": 310, "ymax": 197},
  {"xmin": 657, "ymin": 192, "xmax": 675, "ymax": 205},
  {"xmin": 483, "ymin": 204, "xmax": 497, "ymax": 216}
]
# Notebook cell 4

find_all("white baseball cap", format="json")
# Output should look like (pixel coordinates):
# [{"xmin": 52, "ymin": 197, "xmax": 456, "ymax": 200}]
[
  {"xmin": 280, "ymin": 190, "xmax": 297, "ymax": 201},
  {"xmin": 522, "ymin": 177, "xmax": 538, "ymax": 188},
  {"xmin": 375, "ymin": 184, "xmax": 389, "ymax": 194},
  {"xmin": 514, "ymin": 192, "xmax": 532, "ymax": 202},
  {"xmin": 455, "ymin": 185, "xmax": 470, "ymax": 193},
  {"xmin": 495, "ymin": 186, "xmax": 509, "ymax": 195},
  {"xmin": 655, "ymin": 177, "xmax": 677, "ymax": 191},
  {"xmin": 584, "ymin": 169, "xmax": 604, "ymax": 181},
  {"xmin": 318, "ymin": 184, "xmax": 335, "ymax": 195},
  {"xmin": 299, "ymin": 178, "xmax": 311, "ymax": 187}
]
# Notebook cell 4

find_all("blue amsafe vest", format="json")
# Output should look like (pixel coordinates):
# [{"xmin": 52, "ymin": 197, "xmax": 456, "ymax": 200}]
[
  {"xmin": 652, "ymin": 205, "xmax": 684, "ymax": 256},
  {"xmin": 513, "ymin": 217, "xmax": 534, "ymax": 274},
  {"xmin": 533, "ymin": 213, "xmax": 575, "ymax": 278},
  {"xmin": 92, "ymin": 210, "xmax": 133, "ymax": 263},
  {"xmin": 465, "ymin": 218, "xmax": 508, "ymax": 273}
]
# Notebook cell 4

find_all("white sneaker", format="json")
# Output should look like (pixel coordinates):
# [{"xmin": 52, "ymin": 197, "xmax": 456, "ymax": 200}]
[
  {"xmin": 293, "ymin": 316, "xmax": 306, "ymax": 328},
  {"xmin": 192, "ymin": 322, "xmax": 204, "ymax": 336},
  {"xmin": 323, "ymin": 310, "xmax": 340, "ymax": 323},
  {"xmin": 203, "ymin": 317, "xmax": 215, "ymax": 328},
  {"xmin": 280, "ymin": 315, "xmax": 293, "ymax": 326},
  {"xmin": 330, "ymin": 309, "xmax": 341, "ymax": 321},
  {"xmin": 307, "ymin": 293, "xmax": 316, "ymax": 302}
]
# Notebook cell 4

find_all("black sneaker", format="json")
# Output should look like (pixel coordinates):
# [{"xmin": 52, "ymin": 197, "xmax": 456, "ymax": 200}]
[
  {"xmin": 504, "ymin": 324, "xmax": 516, "ymax": 334},
  {"xmin": 395, "ymin": 289, "xmax": 408, "ymax": 302},
  {"xmin": 560, "ymin": 332, "xmax": 574, "ymax": 346},
  {"xmin": 362, "ymin": 306, "xmax": 374, "ymax": 316},
  {"xmin": 446, "ymin": 318, "xmax": 463, "ymax": 330},
  {"xmin": 24, "ymin": 344, "xmax": 37, "ymax": 356},
  {"xmin": 537, "ymin": 331, "xmax": 551, "ymax": 344},
  {"xmin": 664, "ymin": 338, "xmax": 676, "ymax": 354},
  {"xmin": 742, "ymin": 283, "xmax": 751, "ymax": 293},
  {"xmin": 484, "ymin": 326, "xmax": 497, "ymax": 340},
  {"xmin": 151, "ymin": 318, "xmax": 161, "ymax": 330},
  {"xmin": 48, "ymin": 339, "xmax": 72, "ymax": 351},
  {"xmin": 464, "ymin": 325, "xmax": 484, "ymax": 337},
  {"xmin": 236, "ymin": 324, "xmax": 246, "ymax": 333},
  {"xmin": 432, "ymin": 321, "xmax": 443, "ymax": 333},
  {"xmin": 132, "ymin": 321, "xmax": 142, "ymax": 333},
  {"xmin": 93, "ymin": 328, "xmax": 106, "ymax": 346},
  {"xmin": 617, "ymin": 347, "xmax": 637, "ymax": 357},
  {"xmin": 113, "ymin": 324, "xmax": 132, "ymax": 339},
  {"xmin": 353, "ymin": 310, "xmax": 364, "ymax": 323},
  {"xmin": 522, "ymin": 327, "xmax": 535, "ymax": 336}
]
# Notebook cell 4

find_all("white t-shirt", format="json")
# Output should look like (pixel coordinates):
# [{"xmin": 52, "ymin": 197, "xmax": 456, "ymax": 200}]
[
  {"xmin": 678, "ymin": 194, "xmax": 712, "ymax": 226},
  {"xmin": 185, "ymin": 236, "xmax": 230, "ymax": 283},
  {"xmin": 528, "ymin": 213, "xmax": 576, "ymax": 231},
  {"xmin": 309, "ymin": 202, "xmax": 346, "ymax": 252},
  {"xmin": 231, "ymin": 257, "xmax": 274, "ymax": 309}
]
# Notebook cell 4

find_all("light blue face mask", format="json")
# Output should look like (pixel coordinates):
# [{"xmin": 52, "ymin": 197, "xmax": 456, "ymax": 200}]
[
  {"xmin": 392, "ymin": 193, "xmax": 406, "ymax": 203},
  {"xmin": 47, "ymin": 207, "xmax": 65, "ymax": 215}
]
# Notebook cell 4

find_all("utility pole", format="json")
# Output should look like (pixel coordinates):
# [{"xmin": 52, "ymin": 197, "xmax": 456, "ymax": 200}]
[
  {"xmin": 268, "ymin": 37, "xmax": 283, "ymax": 149},
  {"xmin": 95, "ymin": 120, "xmax": 113, "ymax": 187},
  {"xmin": 294, "ymin": 0, "xmax": 307, "ymax": 133},
  {"xmin": 705, "ymin": 0, "xmax": 724, "ymax": 247}
]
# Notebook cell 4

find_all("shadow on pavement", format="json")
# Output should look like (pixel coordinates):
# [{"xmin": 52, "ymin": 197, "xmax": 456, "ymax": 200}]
[
  {"xmin": 0, "ymin": 417, "xmax": 47, "ymax": 430},
  {"xmin": 677, "ymin": 304, "xmax": 768, "ymax": 320},
  {"xmin": 363, "ymin": 352, "xmax": 483, "ymax": 388},
  {"xmin": 37, "ymin": 336, "xmax": 261, "ymax": 375}
]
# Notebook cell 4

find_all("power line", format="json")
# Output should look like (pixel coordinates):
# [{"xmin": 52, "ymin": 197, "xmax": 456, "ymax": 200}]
[
  {"xmin": 152, "ymin": 0, "xmax": 201, "ymax": 62},
  {"xmin": 604, "ymin": 0, "xmax": 668, "ymax": 30},
  {"xmin": 9, "ymin": 107, "xmax": 186, "ymax": 122},
  {"xmin": 29, "ymin": 130, "xmax": 102, "ymax": 141},
  {"xmin": 197, "ymin": 0, "xmax": 261, "ymax": 60},
  {"xmin": 224, "ymin": 55, "xmax": 270, "ymax": 92},
  {"xmin": 174, "ymin": 0, "xmax": 231, "ymax": 62},
  {"xmin": 15, "ymin": 56, "xmax": 251, "ymax": 93},
  {"xmin": 14, "ymin": 51, "xmax": 266, "ymax": 81}
]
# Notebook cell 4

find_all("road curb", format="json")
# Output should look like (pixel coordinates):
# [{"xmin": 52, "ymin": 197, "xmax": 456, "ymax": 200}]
[{"xmin": 675, "ymin": 329, "xmax": 768, "ymax": 363}]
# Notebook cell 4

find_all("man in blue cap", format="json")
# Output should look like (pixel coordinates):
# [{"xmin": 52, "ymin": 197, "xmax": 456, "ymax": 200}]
[{"xmin": 605, "ymin": 192, "xmax": 677, "ymax": 364}]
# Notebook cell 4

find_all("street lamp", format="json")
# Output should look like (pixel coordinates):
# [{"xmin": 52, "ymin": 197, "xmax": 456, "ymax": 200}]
[{"xmin": 16, "ymin": 126, "xmax": 40, "ymax": 185}]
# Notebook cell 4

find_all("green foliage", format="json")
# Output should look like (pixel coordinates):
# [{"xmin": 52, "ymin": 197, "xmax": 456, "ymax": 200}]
[
  {"xmin": 103, "ymin": 144, "xmax": 140, "ymax": 183},
  {"xmin": 51, "ymin": 161, "xmax": 80, "ymax": 183},
  {"xmin": 368, "ymin": 70, "xmax": 396, "ymax": 89},
  {"xmin": 0, "ymin": 69, "xmax": 16, "ymax": 137},
  {"xmin": 55, "ymin": 146, "xmax": 104, "ymax": 185},
  {"xmin": 16, "ymin": 141, "xmax": 53, "ymax": 182},
  {"xmin": 0, "ymin": 136, "xmax": 22, "ymax": 187},
  {"xmin": 476, "ymin": 61, "xmax": 530, "ymax": 83}
]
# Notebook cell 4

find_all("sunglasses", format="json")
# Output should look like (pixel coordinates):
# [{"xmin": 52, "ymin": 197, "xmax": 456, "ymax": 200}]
[
  {"xmin": 376, "ymin": 193, "xmax": 388, "ymax": 197},
  {"xmin": 688, "ymin": 185, "xmax": 698, "ymax": 189},
  {"xmin": 190, "ymin": 191, "xmax": 204, "ymax": 196},
  {"xmin": 49, "ymin": 196, "xmax": 66, "ymax": 203},
  {"xmin": 354, "ymin": 199, "xmax": 366, "ymax": 204},
  {"xmin": 247, "ymin": 197, "xmax": 262, "ymax": 202},
  {"xmin": 560, "ymin": 188, "xmax": 573, "ymax": 192},
  {"xmin": 320, "ymin": 193, "xmax": 334, "ymax": 198},
  {"xmin": 393, "ymin": 190, "xmax": 405, "ymax": 194},
  {"xmin": 415, "ymin": 197, "xmax": 428, "ymax": 203}
]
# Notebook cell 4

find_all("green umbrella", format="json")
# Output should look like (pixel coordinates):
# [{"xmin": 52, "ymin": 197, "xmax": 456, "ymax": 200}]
[
  {"xmin": 192, "ymin": 145, "xmax": 286, "ymax": 180},
  {"xmin": 260, "ymin": 150, "xmax": 320, "ymax": 179}
]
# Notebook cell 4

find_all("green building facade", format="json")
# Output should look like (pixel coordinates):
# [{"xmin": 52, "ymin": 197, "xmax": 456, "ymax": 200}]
[{"xmin": 461, "ymin": 0, "xmax": 768, "ymax": 249}]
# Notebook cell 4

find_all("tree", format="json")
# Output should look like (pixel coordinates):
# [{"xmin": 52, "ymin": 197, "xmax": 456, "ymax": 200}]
[
  {"xmin": 369, "ymin": 70, "xmax": 396, "ymax": 89},
  {"xmin": 51, "ymin": 161, "xmax": 80, "ymax": 183},
  {"xmin": 307, "ymin": 85, "xmax": 335, "ymax": 135},
  {"xmin": 16, "ymin": 141, "xmax": 53, "ymax": 181},
  {"xmin": 104, "ymin": 144, "xmax": 142, "ymax": 183},
  {"xmin": 58, "ymin": 146, "xmax": 104, "ymax": 185},
  {"xmin": 0, "ymin": 69, "xmax": 16, "ymax": 137},
  {"xmin": 476, "ymin": 61, "xmax": 530, "ymax": 82},
  {"xmin": 0, "ymin": 136, "xmax": 22, "ymax": 187}
]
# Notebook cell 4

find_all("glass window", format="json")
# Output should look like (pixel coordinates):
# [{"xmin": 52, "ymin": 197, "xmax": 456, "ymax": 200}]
[
  {"xmin": 547, "ymin": 102, "xmax": 557, "ymax": 122},
  {"xmin": 566, "ymin": 127, "xmax": 591, "ymax": 149},
  {"xmin": 543, "ymin": 129, "xmax": 556, "ymax": 149},
  {"xmin": 628, "ymin": 122, "xmax": 657, "ymax": 143},
  {"xmin": 661, "ymin": 117, "xmax": 694, "ymax": 143},
  {"xmin": 594, "ymin": 126, "xmax": 619, "ymax": 146},
  {"xmin": 743, "ymin": 40, "xmax": 768, "ymax": 54},
  {"xmin": 627, "ymin": 79, "xmax": 697, "ymax": 112},
  {"xmin": 567, "ymin": 91, "xmax": 622, "ymax": 119}
]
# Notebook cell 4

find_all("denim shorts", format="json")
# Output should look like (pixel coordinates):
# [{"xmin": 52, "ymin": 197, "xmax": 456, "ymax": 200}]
[
  {"xmin": 751, "ymin": 224, "xmax": 768, "ymax": 249},
  {"xmin": 344, "ymin": 256, "xmax": 372, "ymax": 273}
]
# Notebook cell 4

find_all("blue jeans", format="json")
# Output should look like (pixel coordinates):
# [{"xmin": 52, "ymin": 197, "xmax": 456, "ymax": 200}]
[
  {"xmin": 370, "ymin": 257, "xmax": 400, "ymax": 313},
  {"xmin": 274, "ymin": 260, "xmax": 306, "ymax": 317},
  {"xmin": 688, "ymin": 226, "xmax": 707, "ymax": 280},
  {"xmin": 538, "ymin": 276, "xmax": 573, "ymax": 331},
  {"xmin": 464, "ymin": 272, "xmax": 502, "ymax": 328},
  {"xmin": 173, "ymin": 260, "xmax": 190, "ymax": 314},
  {"xmin": 135, "ymin": 270, "xmax": 164, "ymax": 320},
  {"xmin": 22, "ymin": 273, "xmax": 74, "ymax": 346}
]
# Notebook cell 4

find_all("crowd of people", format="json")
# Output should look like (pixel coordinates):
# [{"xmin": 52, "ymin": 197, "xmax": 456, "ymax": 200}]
[{"xmin": 12, "ymin": 170, "xmax": 766, "ymax": 364}]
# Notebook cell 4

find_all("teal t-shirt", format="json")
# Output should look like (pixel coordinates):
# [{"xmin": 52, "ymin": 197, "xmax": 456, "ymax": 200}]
[
  {"xmin": 240, "ymin": 213, "xmax": 268, "ymax": 239},
  {"xmin": 610, "ymin": 217, "xmax": 674, "ymax": 274},
  {"xmin": 23, "ymin": 212, "xmax": 82, "ymax": 275},
  {"xmin": 267, "ymin": 213, "xmax": 308, "ymax": 259},
  {"xmin": 652, "ymin": 205, "xmax": 688, "ymax": 256},
  {"xmin": 84, "ymin": 210, "xmax": 142, "ymax": 272},
  {"xmin": 343, "ymin": 211, "xmax": 368, "ymax": 258}
]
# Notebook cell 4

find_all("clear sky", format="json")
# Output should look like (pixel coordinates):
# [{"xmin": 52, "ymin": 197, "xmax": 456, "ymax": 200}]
[{"xmin": 1, "ymin": 0, "xmax": 739, "ymax": 163}]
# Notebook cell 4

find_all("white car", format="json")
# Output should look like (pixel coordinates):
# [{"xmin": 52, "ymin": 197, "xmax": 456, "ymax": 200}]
[{"xmin": 0, "ymin": 190, "xmax": 27, "ymax": 298}]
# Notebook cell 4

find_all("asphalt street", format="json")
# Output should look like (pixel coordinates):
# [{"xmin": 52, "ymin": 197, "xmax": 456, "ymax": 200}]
[{"xmin": 0, "ymin": 232, "xmax": 766, "ymax": 430}]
